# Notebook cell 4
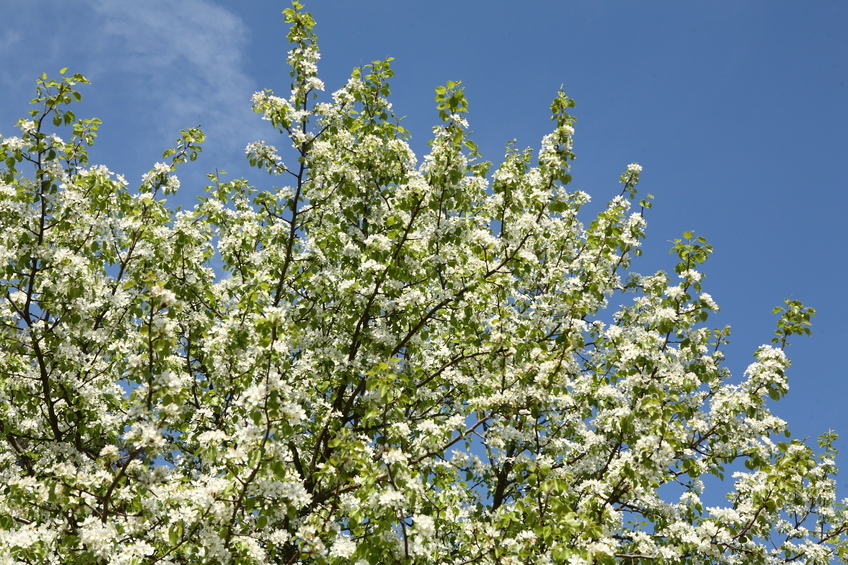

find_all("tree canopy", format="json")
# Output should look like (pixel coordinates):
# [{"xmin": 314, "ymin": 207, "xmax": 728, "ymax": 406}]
[{"xmin": 0, "ymin": 3, "xmax": 845, "ymax": 564}]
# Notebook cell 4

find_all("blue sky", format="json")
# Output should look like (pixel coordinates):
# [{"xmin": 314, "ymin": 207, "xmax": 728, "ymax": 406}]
[{"xmin": 1, "ymin": 1, "xmax": 846, "ymax": 493}]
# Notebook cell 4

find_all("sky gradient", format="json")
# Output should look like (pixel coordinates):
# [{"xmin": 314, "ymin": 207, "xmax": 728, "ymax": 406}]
[{"xmin": 1, "ymin": 1, "xmax": 846, "ymax": 496}]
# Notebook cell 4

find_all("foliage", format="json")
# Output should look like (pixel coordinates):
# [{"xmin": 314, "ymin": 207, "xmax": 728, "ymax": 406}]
[{"xmin": 0, "ymin": 4, "xmax": 846, "ymax": 564}]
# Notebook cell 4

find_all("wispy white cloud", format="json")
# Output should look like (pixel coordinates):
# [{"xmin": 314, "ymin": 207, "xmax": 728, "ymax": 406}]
[
  {"xmin": 87, "ymin": 0, "xmax": 262, "ymax": 142},
  {"xmin": 0, "ymin": 0, "xmax": 268, "ymax": 196}
]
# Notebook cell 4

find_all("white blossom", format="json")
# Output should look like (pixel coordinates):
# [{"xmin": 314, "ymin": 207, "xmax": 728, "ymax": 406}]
[
  {"xmin": 0, "ymin": 11, "xmax": 835, "ymax": 565},
  {"xmin": 329, "ymin": 534, "xmax": 357, "ymax": 558}
]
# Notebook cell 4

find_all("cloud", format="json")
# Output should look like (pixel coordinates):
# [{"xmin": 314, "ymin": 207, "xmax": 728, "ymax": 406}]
[
  {"xmin": 87, "ymin": 0, "xmax": 260, "ymax": 141},
  {"xmin": 0, "ymin": 0, "xmax": 268, "ymax": 197}
]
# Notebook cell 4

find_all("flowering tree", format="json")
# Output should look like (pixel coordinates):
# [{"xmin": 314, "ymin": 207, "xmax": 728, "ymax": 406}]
[{"xmin": 1, "ymin": 4, "xmax": 846, "ymax": 565}]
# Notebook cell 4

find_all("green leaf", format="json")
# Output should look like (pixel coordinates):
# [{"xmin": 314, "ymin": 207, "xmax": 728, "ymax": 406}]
[
  {"xmin": 169, "ymin": 523, "xmax": 182, "ymax": 545},
  {"xmin": 250, "ymin": 410, "xmax": 263, "ymax": 426}
]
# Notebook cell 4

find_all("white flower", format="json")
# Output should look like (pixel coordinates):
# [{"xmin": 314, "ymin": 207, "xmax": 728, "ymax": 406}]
[
  {"xmin": 280, "ymin": 481, "xmax": 312, "ymax": 509},
  {"xmin": 377, "ymin": 489, "xmax": 405, "ymax": 509},
  {"xmin": 679, "ymin": 269, "xmax": 703, "ymax": 282},
  {"xmin": 281, "ymin": 401, "xmax": 306, "ymax": 426},
  {"xmin": 605, "ymin": 325, "xmax": 623, "ymax": 340},
  {"xmin": 79, "ymin": 517, "xmax": 117, "ymax": 558},
  {"xmin": 127, "ymin": 421, "xmax": 166, "ymax": 451},
  {"xmin": 268, "ymin": 529, "xmax": 290, "ymax": 546},
  {"xmin": 665, "ymin": 285, "xmax": 685, "ymax": 299},
  {"xmin": 382, "ymin": 448, "xmax": 407, "ymax": 465},
  {"xmin": 627, "ymin": 162, "xmax": 642, "ymax": 173},
  {"xmin": 3, "ymin": 136, "xmax": 26, "ymax": 150},
  {"xmin": 99, "ymin": 445, "xmax": 120, "ymax": 461},
  {"xmin": 306, "ymin": 77, "xmax": 325, "ymax": 91},
  {"xmin": 8, "ymin": 290, "xmax": 27, "ymax": 307},
  {"xmin": 329, "ymin": 534, "xmax": 357, "ymax": 558},
  {"xmin": 20, "ymin": 120, "xmax": 37, "ymax": 135},
  {"xmin": 699, "ymin": 292, "xmax": 718, "ymax": 309},
  {"xmin": 150, "ymin": 284, "xmax": 177, "ymax": 307},
  {"xmin": 413, "ymin": 514, "xmax": 435, "ymax": 538},
  {"xmin": 246, "ymin": 140, "xmax": 285, "ymax": 174},
  {"xmin": 657, "ymin": 307, "xmax": 678, "ymax": 321},
  {"xmin": 449, "ymin": 114, "xmax": 469, "ymax": 128},
  {"xmin": 567, "ymin": 554, "xmax": 588, "ymax": 565},
  {"xmin": 165, "ymin": 174, "xmax": 180, "ymax": 193}
]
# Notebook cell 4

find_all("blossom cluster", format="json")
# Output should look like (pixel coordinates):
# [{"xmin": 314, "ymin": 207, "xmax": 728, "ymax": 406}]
[{"xmin": 0, "ymin": 6, "xmax": 844, "ymax": 565}]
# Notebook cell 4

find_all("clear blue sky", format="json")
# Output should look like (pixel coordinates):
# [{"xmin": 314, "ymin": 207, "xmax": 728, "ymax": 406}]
[{"xmin": 1, "ymin": 1, "xmax": 846, "ymax": 493}]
